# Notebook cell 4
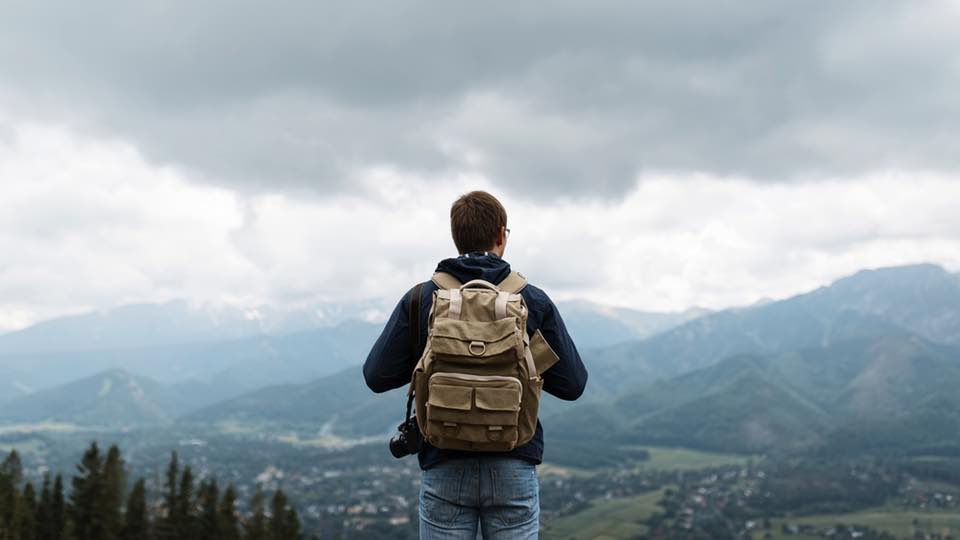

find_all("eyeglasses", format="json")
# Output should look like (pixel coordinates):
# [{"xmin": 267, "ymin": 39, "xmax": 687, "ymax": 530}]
[{"xmin": 505, "ymin": 227, "xmax": 511, "ymax": 239}]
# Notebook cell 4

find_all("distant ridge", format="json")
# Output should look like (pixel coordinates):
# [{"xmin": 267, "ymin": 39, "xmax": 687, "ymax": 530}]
[
  {"xmin": 0, "ymin": 321, "xmax": 382, "ymax": 393},
  {"xmin": 557, "ymin": 300, "xmax": 708, "ymax": 348},
  {"xmin": 4, "ymin": 262, "xmax": 959, "ymax": 460},
  {"xmin": 0, "ymin": 299, "xmax": 389, "ymax": 356},
  {"xmin": 587, "ymin": 263, "xmax": 960, "ymax": 394},
  {"xmin": 0, "ymin": 369, "xmax": 180, "ymax": 427}
]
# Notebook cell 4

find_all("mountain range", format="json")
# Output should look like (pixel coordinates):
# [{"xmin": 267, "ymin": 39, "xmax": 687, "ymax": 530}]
[
  {"xmin": 2, "ymin": 263, "xmax": 959, "ymax": 459},
  {"xmin": 0, "ymin": 293, "xmax": 695, "ymax": 402},
  {"xmin": 180, "ymin": 263, "xmax": 960, "ymax": 457}
]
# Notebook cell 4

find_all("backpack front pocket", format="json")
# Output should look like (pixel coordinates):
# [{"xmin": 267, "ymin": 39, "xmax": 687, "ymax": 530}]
[
  {"xmin": 426, "ymin": 373, "xmax": 522, "ymax": 449},
  {"xmin": 429, "ymin": 318, "xmax": 522, "ymax": 365}
]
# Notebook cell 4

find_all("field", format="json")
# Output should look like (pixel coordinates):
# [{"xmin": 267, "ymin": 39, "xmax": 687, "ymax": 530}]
[
  {"xmin": 542, "ymin": 488, "xmax": 667, "ymax": 540},
  {"xmin": 0, "ymin": 422, "xmax": 86, "ymax": 434},
  {"xmin": 540, "ymin": 446, "xmax": 757, "ymax": 539},
  {"xmin": 762, "ymin": 509, "xmax": 960, "ymax": 539},
  {"xmin": 636, "ymin": 446, "xmax": 756, "ymax": 471}
]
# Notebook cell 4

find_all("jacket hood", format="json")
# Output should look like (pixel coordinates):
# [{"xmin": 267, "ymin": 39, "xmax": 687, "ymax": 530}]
[{"xmin": 435, "ymin": 252, "xmax": 512, "ymax": 285}]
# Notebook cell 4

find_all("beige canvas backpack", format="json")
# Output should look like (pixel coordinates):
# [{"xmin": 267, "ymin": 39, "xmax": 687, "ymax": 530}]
[{"xmin": 411, "ymin": 271, "xmax": 559, "ymax": 452}]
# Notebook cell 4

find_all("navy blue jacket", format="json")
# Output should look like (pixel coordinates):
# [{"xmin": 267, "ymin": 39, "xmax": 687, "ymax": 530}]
[{"xmin": 363, "ymin": 252, "xmax": 588, "ymax": 470}]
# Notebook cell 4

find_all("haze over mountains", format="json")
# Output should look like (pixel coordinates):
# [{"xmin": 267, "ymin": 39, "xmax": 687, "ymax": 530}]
[
  {"xmin": 0, "ymin": 293, "xmax": 700, "ymax": 401},
  {"xmin": 554, "ymin": 264, "xmax": 960, "ymax": 455},
  {"xmin": 2, "ymin": 263, "xmax": 959, "ymax": 461}
]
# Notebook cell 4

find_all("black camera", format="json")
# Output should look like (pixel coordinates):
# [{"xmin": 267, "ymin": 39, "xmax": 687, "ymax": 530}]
[{"xmin": 389, "ymin": 416, "xmax": 421, "ymax": 458}]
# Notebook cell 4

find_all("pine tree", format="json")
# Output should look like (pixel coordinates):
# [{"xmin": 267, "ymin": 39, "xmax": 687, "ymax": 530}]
[
  {"xmin": 0, "ymin": 450, "xmax": 22, "ymax": 485},
  {"xmin": 0, "ymin": 449, "xmax": 23, "ymax": 537},
  {"xmin": 70, "ymin": 442, "xmax": 104, "ymax": 540},
  {"xmin": 244, "ymin": 485, "xmax": 268, "ymax": 540},
  {"xmin": 96, "ymin": 445, "xmax": 126, "ymax": 540},
  {"xmin": 196, "ymin": 479, "xmax": 220, "ymax": 540},
  {"xmin": 268, "ymin": 490, "xmax": 301, "ymax": 540},
  {"xmin": 282, "ymin": 506, "xmax": 302, "ymax": 540},
  {"xmin": 154, "ymin": 452, "xmax": 179, "ymax": 540},
  {"xmin": 37, "ymin": 473, "xmax": 53, "ymax": 540},
  {"xmin": 176, "ymin": 465, "xmax": 197, "ymax": 540},
  {"xmin": 19, "ymin": 482, "xmax": 38, "ymax": 540},
  {"xmin": 51, "ymin": 474, "xmax": 66, "ymax": 540},
  {"xmin": 218, "ymin": 485, "xmax": 240, "ymax": 540},
  {"xmin": 121, "ymin": 478, "xmax": 150, "ymax": 540}
]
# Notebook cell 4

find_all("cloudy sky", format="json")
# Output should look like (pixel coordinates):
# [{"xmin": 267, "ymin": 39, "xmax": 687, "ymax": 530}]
[{"xmin": 1, "ymin": 1, "xmax": 959, "ymax": 331}]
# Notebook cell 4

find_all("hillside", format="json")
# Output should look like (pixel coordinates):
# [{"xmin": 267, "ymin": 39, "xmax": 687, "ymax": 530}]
[
  {"xmin": 0, "ymin": 299, "xmax": 393, "ymax": 356},
  {"xmin": 0, "ymin": 365, "xmax": 33, "ymax": 404},
  {"xmin": 181, "ymin": 366, "xmax": 400, "ymax": 438},
  {"xmin": 0, "ymin": 369, "xmax": 185, "ymax": 426},
  {"xmin": 587, "ymin": 264, "xmax": 960, "ymax": 395},
  {"xmin": 550, "ymin": 327, "xmax": 960, "ymax": 454},
  {"xmin": 557, "ymin": 300, "xmax": 706, "ymax": 349},
  {"xmin": 5, "ymin": 263, "xmax": 959, "ymax": 459},
  {"xmin": 0, "ymin": 321, "xmax": 381, "ymax": 392}
]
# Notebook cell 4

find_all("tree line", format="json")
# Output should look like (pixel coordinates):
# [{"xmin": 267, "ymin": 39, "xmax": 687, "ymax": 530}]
[{"xmin": 0, "ymin": 443, "xmax": 303, "ymax": 540}]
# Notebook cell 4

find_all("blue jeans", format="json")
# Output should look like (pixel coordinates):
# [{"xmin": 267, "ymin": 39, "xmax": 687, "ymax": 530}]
[{"xmin": 419, "ymin": 457, "xmax": 539, "ymax": 539}]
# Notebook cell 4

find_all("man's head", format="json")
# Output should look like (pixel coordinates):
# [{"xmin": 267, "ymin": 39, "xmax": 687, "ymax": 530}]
[{"xmin": 450, "ymin": 191, "xmax": 509, "ymax": 257}]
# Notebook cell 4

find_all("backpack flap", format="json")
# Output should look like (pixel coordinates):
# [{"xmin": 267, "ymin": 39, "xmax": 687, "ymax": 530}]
[{"xmin": 430, "ymin": 317, "xmax": 522, "ymax": 363}]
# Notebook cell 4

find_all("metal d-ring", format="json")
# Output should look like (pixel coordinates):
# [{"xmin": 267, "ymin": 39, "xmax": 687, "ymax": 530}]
[{"xmin": 469, "ymin": 341, "xmax": 486, "ymax": 356}]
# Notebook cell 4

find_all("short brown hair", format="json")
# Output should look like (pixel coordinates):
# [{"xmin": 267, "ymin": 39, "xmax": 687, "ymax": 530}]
[{"xmin": 450, "ymin": 191, "xmax": 507, "ymax": 254}]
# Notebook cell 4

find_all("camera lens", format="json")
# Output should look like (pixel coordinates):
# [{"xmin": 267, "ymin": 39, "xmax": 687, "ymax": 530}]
[{"xmin": 389, "ymin": 435, "xmax": 409, "ymax": 458}]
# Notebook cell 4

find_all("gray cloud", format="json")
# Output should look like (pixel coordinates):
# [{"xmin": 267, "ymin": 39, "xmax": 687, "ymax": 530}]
[{"xmin": 0, "ymin": 1, "xmax": 957, "ymax": 198}]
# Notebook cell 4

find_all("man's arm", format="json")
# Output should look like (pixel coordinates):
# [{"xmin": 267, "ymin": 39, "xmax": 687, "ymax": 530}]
[
  {"xmin": 531, "ymin": 291, "xmax": 588, "ymax": 401},
  {"xmin": 363, "ymin": 291, "xmax": 415, "ymax": 393}
]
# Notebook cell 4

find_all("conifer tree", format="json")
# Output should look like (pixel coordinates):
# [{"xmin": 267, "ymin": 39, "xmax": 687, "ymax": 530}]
[
  {"xmin": 0, "ymin": 450, "xmax": 22, "ymax": 485},
  {"xmin": 0, "ymin": 449, "xmax": 23, "ymax": 536},
  {"xmin": 154, "ymin": 452, "xmax": 179, "ymax": 540},
  {"xmin": 283, "ymin": 505, "xmax": 303, "ymax": 540},
  {"xmin": 244, "ymin": 485, "xmax": 268, "ymax": 540},
  {"xmin": 70, "ymin": 442, "xmax": 104, "ymax": 540},
  {"xmin": 19, "ymin": 482, "xmax": 38, "ymax": 540},
  {"xmin": 218, "ymin": 485, "xmax": 241, "ymax": 540},
  {"xmin": 51, "ymin": 474, "xmax": 66, "ymax": 540},
  {"xmin": 196, "ymin": 479, "xmax": 220, "ymax": 540},
  {"xmin": 96, "ymin": 445, "xmax": 126, "ymax": 540},
  {"xmin": 268, "ymin": 489, "xmax": 302, "ymax": 540},
  {"xmin": 121, "ymin": 478, "xmax": 150, "ymax": 540},
  {"xmin": 37, "ymin": 473, "xmax": 53, "ymax": 540},
  {"xmin": 176, "ymin": 465, "xmax": 198, "ymax": 540}
]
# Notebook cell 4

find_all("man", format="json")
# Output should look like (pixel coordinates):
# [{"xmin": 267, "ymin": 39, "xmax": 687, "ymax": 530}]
[{"xmin": 363, "ymin": 190, "xmax": 588, "ymax": 538}]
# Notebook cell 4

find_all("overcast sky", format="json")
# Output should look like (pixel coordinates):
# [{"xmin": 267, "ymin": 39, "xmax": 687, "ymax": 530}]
[{"xmin": 1, "ymin": 1, "xmax": 959, "ymax": 331}]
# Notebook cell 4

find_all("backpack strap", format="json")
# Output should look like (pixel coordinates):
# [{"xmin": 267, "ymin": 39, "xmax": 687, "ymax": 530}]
[
  {"xmin": 408, "ymin": 282, "xmax": 424, "ymax": 360},
  {"xmin": 404, "ymin": 282, "xmax": 425, "ymax": 413},
  {"xmin": 498, "ymin": 271, "xmax": 528, "ymax": 294},
  {"xmin": 431, "ymin": 272, "xmax": 462, "ymax": 290}
]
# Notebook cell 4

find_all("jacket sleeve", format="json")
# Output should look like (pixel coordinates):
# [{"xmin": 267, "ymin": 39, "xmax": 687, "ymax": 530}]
[
  {"xmin": 363, "ymin": 292, "xmax": 415, "ymax": 393},
  {"xmin": 535, "ymin": 294, "xmax": 588, "ymax": 401}
]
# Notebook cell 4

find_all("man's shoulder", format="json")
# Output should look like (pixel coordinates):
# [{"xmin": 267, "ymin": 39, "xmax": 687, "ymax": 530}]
[{"xmin": 518, "ymin": 281, "xmax": 554, "ymax": 312}]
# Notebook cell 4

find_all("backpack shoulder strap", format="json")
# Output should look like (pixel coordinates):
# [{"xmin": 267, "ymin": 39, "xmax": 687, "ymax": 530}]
[
  {"xmin": 498, "ymin": 271, "xmax": 528, "ymax": 294},
  {"xmin": 431, "ymin": 272, "xmax": 462, "ymax": 290},
  {"xmin": 407, "ymin": 282, "xmax": 424, "ymax": 360}
]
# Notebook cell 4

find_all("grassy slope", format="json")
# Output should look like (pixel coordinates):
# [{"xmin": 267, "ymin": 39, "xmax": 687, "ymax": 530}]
[
  {"xmin": 635, "ymin": 446, "xmax": 756, "ymax": 471},
  {"xmin": 542, "ymin": 447, "xmax": 756, "ymax": 539},
  {"xmin": 761, "ymin": 509, "xmax": 960, "ymax": 539},
  {"xmin": 543, "ymin": 488, "xmax": 666, "ymax": 540}
]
